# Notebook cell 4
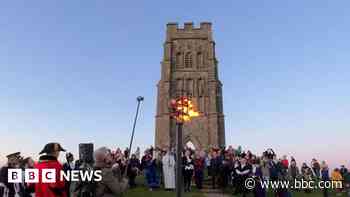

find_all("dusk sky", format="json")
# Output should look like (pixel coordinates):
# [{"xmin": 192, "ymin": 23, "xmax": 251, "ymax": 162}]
[{"xmin": 0, "ymin": 1, "xmax": 349, "ymax": 168}]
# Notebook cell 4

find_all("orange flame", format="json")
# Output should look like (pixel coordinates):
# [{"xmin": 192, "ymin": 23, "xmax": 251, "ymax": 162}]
[{"xmin": 171, "ymin": 97, "xmax": 199, "ymax": 122}]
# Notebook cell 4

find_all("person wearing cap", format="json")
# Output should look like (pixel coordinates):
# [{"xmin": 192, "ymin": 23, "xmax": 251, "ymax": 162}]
[
  {"xmin": 0, "ymin": 152, "xmax": 22, "ymax": 197},
  {"xmin": 34, "ymin": 142, "xmax": 67, "ymax": 197}
]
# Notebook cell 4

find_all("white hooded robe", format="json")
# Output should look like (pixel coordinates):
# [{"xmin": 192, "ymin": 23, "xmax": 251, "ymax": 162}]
[{"xmin": 162, "ymin": 153, "xmax": 175, "ymax": 189}]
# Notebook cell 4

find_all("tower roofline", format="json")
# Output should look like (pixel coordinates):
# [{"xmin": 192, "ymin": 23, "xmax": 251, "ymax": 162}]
[{"xmin": 166, "ymin": 22, "xmax": 212, "ymax": 31}]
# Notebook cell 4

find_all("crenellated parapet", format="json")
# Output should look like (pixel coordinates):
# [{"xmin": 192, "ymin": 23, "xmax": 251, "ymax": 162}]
[{"xmin": 166, "ymin": 22, "xmax": 213, "ymax": 41}]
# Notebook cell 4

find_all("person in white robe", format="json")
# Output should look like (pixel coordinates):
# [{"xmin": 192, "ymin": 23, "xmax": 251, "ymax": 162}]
[{"xmin": 162, "ymin": 150, "xmax": 176, "ymax": 190}]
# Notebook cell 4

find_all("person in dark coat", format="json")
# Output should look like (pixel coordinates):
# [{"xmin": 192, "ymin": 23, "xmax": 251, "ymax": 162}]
[
  {"xmin": 320, "ymin": 161, "xmax": 330, "ymax": 197},
  {"xmin": 252, "ymin": 158, "xmax": 266, "ymax": 197},
  {"xmin": 127, "ymin": 154, "xmax": 140, "ymax": 188},
  {"xmin": 0, "ymin": 152, "xmax": 22, "ymax": 197},
  {"xmin": 234, "ymin": 154, "xmax": 252, "ymax": 197},
  {"xmin": 62, "ymin": 152, "xmax": 74, "ymax": 197},
  {"xmin": 210, "ymin": 151, "xmax": 221, "ymax": 189},
  {"xmin": 183, "ymin": 150, "xmax": 194, "ymax": 192},
  {"xmin": 193, "ymin": 151, "xmax": 205, "ymax": 189},
  {"xmin": 18, "ymin": 157, "xmax": 35, "ymax": 197},
  {"xmin": 220, "ymin": 152, "xmax": 233, "ymax": 188}
]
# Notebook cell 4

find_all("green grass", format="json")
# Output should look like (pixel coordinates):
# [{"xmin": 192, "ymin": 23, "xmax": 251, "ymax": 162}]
[
  {"xmin": 228, "ymin": 189, "xmax": 347, "ymax": 197},
  {"xmin": 125, "ymin": 175, "xmax": 348, "ymax": 197},
  {"xmin": 124, "ymin": 175, "xmax": 205, "ymax": 197},
  {"xmin": 125, "ymin": 187, "xmax": 204, "ymax": 197}
]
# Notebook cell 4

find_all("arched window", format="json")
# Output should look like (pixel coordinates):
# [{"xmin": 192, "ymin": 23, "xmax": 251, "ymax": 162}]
[
  {"xmin": 184, "ymin": 52, "xmax": 193, "ymax": 68},
  {"xmin": 176, "ymin": 52, "xmax": 183, "ymax": 68},
  {"xmin": 197, "ymin": 52, "xmax": 203, "ymax": 68}
]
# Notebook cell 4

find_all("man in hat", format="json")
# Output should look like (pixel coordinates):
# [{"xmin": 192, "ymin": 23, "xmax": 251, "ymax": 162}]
[
  {"xmin": 0, "ymin": 152, "xmax": 22, "ymax": 197},
  {"xmin": 34, "ymin": 142, "xmax": 67, "ymax": 197}
]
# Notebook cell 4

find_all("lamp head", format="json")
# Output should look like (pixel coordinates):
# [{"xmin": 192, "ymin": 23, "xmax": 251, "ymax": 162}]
[{"xmin": 137, "ymin": 96, "xmax": 144, "ymax": 102}]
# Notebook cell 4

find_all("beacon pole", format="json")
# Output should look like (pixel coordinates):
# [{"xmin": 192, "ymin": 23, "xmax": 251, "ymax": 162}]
[
  {"xmin": 176, "ymin": 121, "xmax": 183, "ymax": 197},
  {"xmin": 124, "ymin": 96, "xmax": 144, "ymax": 177}
]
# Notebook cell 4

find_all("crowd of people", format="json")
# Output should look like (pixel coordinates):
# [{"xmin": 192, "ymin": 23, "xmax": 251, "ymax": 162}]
[{"xmin": 0, "ymin": 143, "xmax": 349, "ymax": 197}]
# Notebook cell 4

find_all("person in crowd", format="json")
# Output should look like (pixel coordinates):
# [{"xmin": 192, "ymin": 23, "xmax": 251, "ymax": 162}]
[
  {"xmin": 141, "ymin": 149, "xmax": 159, "ymax": 191},
  {"xmin": 290, "ymin": 156, "xmax": 296, "ymax": 163},
  {"xmin": 342, "ymin": 168, "xmax": 350, "ymax": 196},
  {"xmin": 161, "ymin": 149, "xmax": 175, "ymax": 190},
  {"xmin": 268, "ymin": 155, "xmax": 279, "ymax": 182},
  {"xmin": 193, "ymin": 151, "xmax": 205, "ymax": 189},
  {"xmin": 320, "ymin": 161, "xmax": 330, "ymax": 197},
  {"xmin": 0, "ymin": 152, "xmax": 22, "ymax": 197},
  {"xmin": 260, "ymin": 157, "xmax": 270, "ymax": 181},
  {"xmin": 183, "ymin": 150, "xmax": 194, "ymax": 192},
  {"xmin": 252, "ymin": 158, "xmax": 266, "ymax": 197},
  {"xmin": 220, "ymin": 151, "xmax": 232, "ymax": 188},
  {"xmin": 127, "ymin": 154, "xmax": 140, "ymax": 188},
  {"xmin": 301, "ymin": 162, "xmax": 312, "ymax": 177},
  {"xmin": 277, "ymin": 159, "xmax": 292, "ymax": 197},
  {"xmin": 205, "ymin": 150, "xmax": 212, "ymax": 179},
  {"xmin": 17, "ymin": 157, "xmax": 35, "ymax": 197},
  {"xmin": 93, "ymin": 147, "xmax": 128, "ymax": 197},
  {"xmin": 234, "ymin": 153, "xmax": 252, "ymax": 197},
  {"xmin": 235, "ymin": 146, "xmax": 242, "ymax": 156},
  {"xmin": 135, "ymin": 147, "xmax": 141, "ymax": 160},
  {"xmin": 288, "ymin": 160, "xmax": 300, "ymax": 182},
  {"xmin": 34, "ymin": 143, "xmax": 67, "ymax": 197},
  {"xmin": 332, "ymin": 168, "xmax": 344, "ymax": 196},
  {"xmin": 245, "ymin": 151, "xmax": 253, "ymax": 163},
  {"xmin": 231, "ymin": 156, "xmax": 240, "ymax": 189},
  {"xmin": 311, "ymin": 158, "xmax": 321, "ymax": 179},
  {"xmin": 281, "ymin": 155, "xmax": 289, "ymax": 169},
  {"xmin": 340, "ymin": 165, "xmax": 348, "ymax": 178},
  {"xmin": 63, "ymin": 152, "xmax": 75, "ymax": 197},
  {"xmin": 153, "ymin": 148, "xmax": 164, "ymax": 186},
  {"xmin": 210, "ymin": 151, "xmax": 221, "ymax": 189},
  {"xmin": 123, "ymin": 148, "xmax": 130, "ymax": 160},
  {"xmin": 303, "ymin": 165, "xmax": 314, "ymax": 193}
]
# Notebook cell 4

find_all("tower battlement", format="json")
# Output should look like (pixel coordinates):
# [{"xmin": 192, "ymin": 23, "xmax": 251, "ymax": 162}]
[
  {"xmin": 166, "ymin": 22, "xmax": 213, "ymax": 41},
  {"xmin": 166, "ymin": 22, "xmax": 212, "ymax": 31}
]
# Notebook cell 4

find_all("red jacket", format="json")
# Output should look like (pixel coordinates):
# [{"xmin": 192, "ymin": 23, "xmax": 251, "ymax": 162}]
[
  {"xmin": 281, "ymin": 159, "xmax": 289, "ymax": 169},
  {"xmin": 34, "ymin": 155, "xmax": 67, "ymax": 197}
]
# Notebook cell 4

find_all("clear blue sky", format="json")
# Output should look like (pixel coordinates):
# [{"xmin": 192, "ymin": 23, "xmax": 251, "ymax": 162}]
[{"xmin": 0, "ymin": 1, "xmax": 349, "ymax": 167}]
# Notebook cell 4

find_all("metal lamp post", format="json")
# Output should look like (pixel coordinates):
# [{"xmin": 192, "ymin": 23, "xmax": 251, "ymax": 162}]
[
  {"xmin": 127, "ymin": 96, "xmax": 144, "ymax": 157},
  {"xmin": 124, "ymin": 96, "xmax": 144, "ymax": 177}
]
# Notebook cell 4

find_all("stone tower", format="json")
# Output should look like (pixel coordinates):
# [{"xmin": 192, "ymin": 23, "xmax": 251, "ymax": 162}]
[{"xmin": 155, "ymin": 22, "xmax": 225, "ymax": 149}]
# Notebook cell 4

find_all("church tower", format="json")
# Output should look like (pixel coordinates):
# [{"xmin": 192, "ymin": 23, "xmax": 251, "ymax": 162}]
[{"xmin": 155, "ymin": 22, "xmax": 225, "ymax": 149}]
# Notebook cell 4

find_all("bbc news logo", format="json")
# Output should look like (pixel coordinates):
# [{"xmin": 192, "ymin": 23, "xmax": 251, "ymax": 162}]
[{"xmin": 8, "ymin": 169, "xmax": 102, "ymax": 183}]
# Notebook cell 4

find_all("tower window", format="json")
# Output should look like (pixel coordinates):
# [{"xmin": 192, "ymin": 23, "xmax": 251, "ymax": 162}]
[
  {"xmin": 184, "ymin": 52, "xmax": 193, "ymax": 68},
  {"xmin": 176, "ymin": 52, "xmax": 183, "ymax": 68},
  {"xmin": 197, "ymin": 52, "xmax": 203, "ymax": 68}
]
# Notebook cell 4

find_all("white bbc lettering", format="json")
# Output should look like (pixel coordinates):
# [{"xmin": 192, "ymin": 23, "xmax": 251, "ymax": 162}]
[
  {"xmin": 8, "ymin": 169, "xmax": 22, "ymax": 183},
  {"xmin": 70, "ymin": 170, "xmax": 80, "ymax": 182},
  {"xmin": 42, "ymin": 169, "xmax": 56, "ymax": 183},
  {"xmin": 24, "ymin": 169, "xmax": 39, "ymax": 183}
]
